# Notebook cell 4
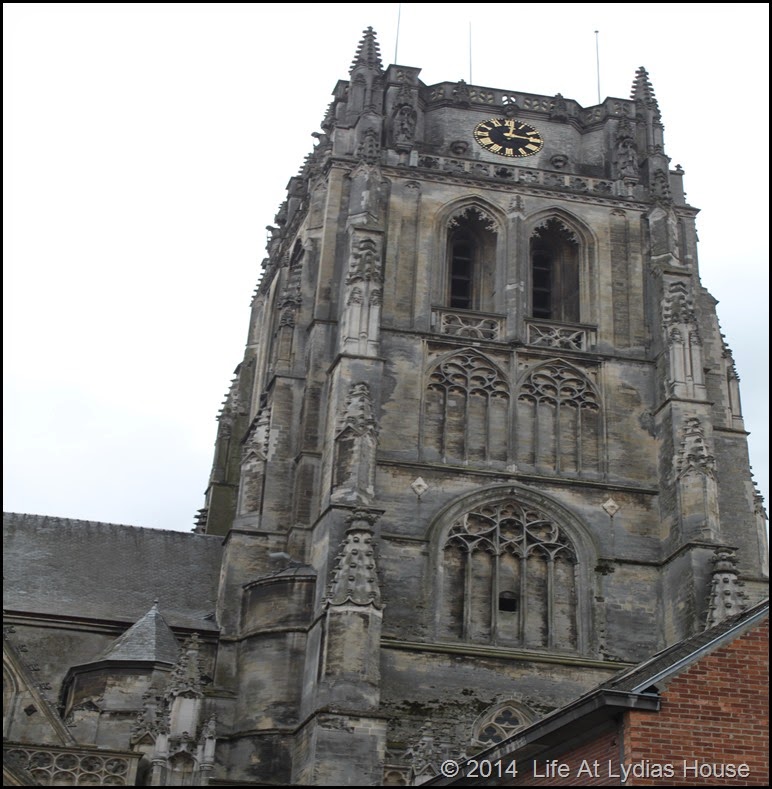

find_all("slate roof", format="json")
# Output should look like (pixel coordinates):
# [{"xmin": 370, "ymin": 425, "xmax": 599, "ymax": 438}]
[
  {"xmin": 3, "ymin": 512, "xmax": 223, "ymax": 631},
  {"xmin": 98, "ymin": 603, "xmax": 180, "ymax": 664}
]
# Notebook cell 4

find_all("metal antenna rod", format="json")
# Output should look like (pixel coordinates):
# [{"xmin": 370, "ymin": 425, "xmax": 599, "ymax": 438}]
[
  {"xmin": 469, "ymin": 22, "xmax": 473, "ymax": 83},
  {"xmin": 395, "ymin": 3, "xmax": 402, "ymax": 63},
  {"xmin": 595, "ymin": 30, "xmax": 601, "ymax": 104}
]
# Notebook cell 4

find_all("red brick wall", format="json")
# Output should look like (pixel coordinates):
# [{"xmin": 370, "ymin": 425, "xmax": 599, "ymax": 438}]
[
  {"xmin": 488, "ymin": 617, "xmax": 768, "ymax": 786},
  {"xmin": 514, "ymin": 725, "xmax": 621, "ymax": 786},
  {"xmin": 622, "ymin": 617, "xmax": 769, "ymax": 786}
]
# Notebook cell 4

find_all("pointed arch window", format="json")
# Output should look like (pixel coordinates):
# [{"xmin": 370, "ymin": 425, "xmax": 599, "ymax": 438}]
[
  {"xmin": 446, "ymin": 207, "xmax": 498, "ymax": 312},
  {"xmin": 438, "ymin": 497, "xmax": 579, "ymax": 650},
  {"xmin": 473, "ymin": 702, "xmax": 535, "ymax": 746},
  {"xmin": 530, "ymin": 219, "xmax": 580, "ymax": 322}
]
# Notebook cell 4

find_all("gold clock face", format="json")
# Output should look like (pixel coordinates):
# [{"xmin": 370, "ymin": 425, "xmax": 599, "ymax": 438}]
[{"xmin": 473, "ymin": 118, "xmax": 544, "ymax": 158}]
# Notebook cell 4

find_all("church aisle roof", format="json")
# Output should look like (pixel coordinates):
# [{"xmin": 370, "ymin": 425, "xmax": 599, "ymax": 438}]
[{"xmin": 3, "ymin": 512, "xmax": 222, "ymax": 631}]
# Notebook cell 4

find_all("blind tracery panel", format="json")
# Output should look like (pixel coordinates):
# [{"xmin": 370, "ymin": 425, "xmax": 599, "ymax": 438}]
[
  {"xmin": 422, "ymin": 350, "xmax": 509, "ymax": 464},
  {"xmin": 516, "ymin": 362, "xmax": 601, "ymax": 476}
]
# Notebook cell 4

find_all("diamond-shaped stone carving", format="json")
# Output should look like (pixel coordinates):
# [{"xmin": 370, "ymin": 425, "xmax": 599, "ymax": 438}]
[
  {"xmin": 602, "ymin": 498, "xmax": 620, "ymax": 517},
  {"xmin": 411, "ymin": 477, "xmax": 429, "ymax": 498}
]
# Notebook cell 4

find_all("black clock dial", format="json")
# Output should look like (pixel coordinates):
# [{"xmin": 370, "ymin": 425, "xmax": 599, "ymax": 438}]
[{"xmin": 473, "ymin": 118, "xmax": 544, "ymax": 158}]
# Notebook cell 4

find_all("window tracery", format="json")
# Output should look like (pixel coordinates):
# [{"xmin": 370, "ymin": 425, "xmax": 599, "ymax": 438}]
[
  {"xmin": 421, "ymin": 350, "xmax": 509, "ymax": 464},
  {"xmin": 473, "ymin": 702, "xmax": 534, "ymax": 746},
  {"xmin": 516, "ymin": 361, "xmax": 602, "ymax": 476},
  {"xmin": 438, "ymin": 497, "xmax": 578, "ymax": 650}
]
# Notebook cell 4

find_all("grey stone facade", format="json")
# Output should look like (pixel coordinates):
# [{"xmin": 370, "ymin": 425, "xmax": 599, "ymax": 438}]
[{"xmin": 3, "ymin": 29, "xmax": 768, "ymax": 786}]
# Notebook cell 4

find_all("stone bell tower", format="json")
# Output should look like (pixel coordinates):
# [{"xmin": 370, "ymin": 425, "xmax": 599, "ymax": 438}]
[{"xmin": 197, "ymin": 28, "xmax": 768, "ymax": 785}]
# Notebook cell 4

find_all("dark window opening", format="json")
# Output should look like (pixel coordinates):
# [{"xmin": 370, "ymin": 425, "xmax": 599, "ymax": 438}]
[
  {"xmin": 449, "ymin": 231, "xmax": 474, "ymax": 309},
  {"xmin": 532, "ymin": 252, "xmax": 552, "ymax": 319},
  {"xmin": 498, "ymin": 591, "xmax": 519, "ymax": 613},
  {"xmin": 530, "ymin": 219, "xmax": 580, "ymax": 323},
  {"xmin": 481, "ymin": 725, "xmax": 503, "ymax": 744},
  {"xmin": 445, "ymin": 208, "xmax": 498, "ymax": 312}
]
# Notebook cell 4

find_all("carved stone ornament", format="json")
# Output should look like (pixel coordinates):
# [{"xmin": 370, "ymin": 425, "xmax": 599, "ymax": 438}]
[
  {"xmin": 447, "ymin": 205, "xmax": 497, "ymax": 234},
  {"xmin": 651, "ymin": 168, "xmax": 671, "ymax": 201},
  {"xmin": 411, "ymin": 477, "xmax": 429, "ymax": 498},
  {"xmin": 337, "ymin": 382, "xmax": 378, "ymax": 438},
  {"xmin": 550, "ymin": 153, "xmax": 569, "ymax": 170},
  {"xmin": 662, "ymin": 281, "xmax": 696, "ymax": 325},
  {"xmin": 518, "ymin": 362, "xmax": 599, "ymax": 411},
  {"xmin": 346, "ymin": 236, "xmax": 383, "ymax": 284},
  {"xmin": 531, "ymin": 217, "xmax": 578, "ymax": 246},
  {"xmin": 326, "ymin": 517, "xmax": 382, "ymax": 609},
  {"xmin": 705, "ymin": 548, "xmax": 749, "ymax": 628},
  {"xmin": 242, "ymin": 405, "xmax": 271, "ymax": 464},
  {"xmin": 445, "ymin": 499, "xmax": 576, "ymax": 561},
  {"xmin": 392, "ymin": 103, "xmax": 417, "ymax": 146},
  {"xmin": 357, "ymin": 127, "xmax": 381, "ymax": 165},
  {"xmin": 452, "ymin": 79, "xmax": 471, "ymax": 106},
  {"xmin": 615, "ymin": 120, "xmax": 639, "ymax": 179},
  {"xmin": 675, "ymin": 417, "xmax": 716, "ymax": 479},
  {"xmin": 550, "ymin": 93, "xmax": 569, "ymax": 121},
  {"xmin": 166, "ymin": 634, "xmax": 205, "ymax": 700}
]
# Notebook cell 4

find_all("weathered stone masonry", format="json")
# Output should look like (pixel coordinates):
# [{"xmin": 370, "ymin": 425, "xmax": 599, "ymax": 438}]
[{"xmin": 3, "ymin": 29, "xmax": 767, "ymax": 787}]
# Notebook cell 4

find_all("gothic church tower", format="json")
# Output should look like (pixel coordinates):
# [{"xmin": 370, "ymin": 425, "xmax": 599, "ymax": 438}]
[{"xmin": 198, "ymin": 29, "xmax": 767, "ymax": 785}]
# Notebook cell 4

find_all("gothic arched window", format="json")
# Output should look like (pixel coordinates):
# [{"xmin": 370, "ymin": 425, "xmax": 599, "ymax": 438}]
[
  {"xmin": 446, "ymin": 207, "xmax": 498, "ymax": 312},
  {"xmin": 530, "ymin": 219, "xmax": 579, "ymax": 322},
  {"xmin": 516, "ymin": 361, "xmax": 602, "ymax": 476},
  {"xmin": 473, "ymin": 701, "xmax": 535, "ymax": 746},
  {"xmin": 421, "ymin": 350, "xmax": 509, "ymax": 464},
  {"xmin": 438, "ymin": 497, "xmax": 578, "ymax": 650}
]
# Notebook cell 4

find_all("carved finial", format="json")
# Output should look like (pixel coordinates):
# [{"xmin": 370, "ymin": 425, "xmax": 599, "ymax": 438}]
[
  {"xmin": 337, "ymin": 382, "xmax": 378, "ymax": 438},
  {"xmin": 326, "ymin": 512, "xmax": 382, "ymax": 609},
  {"xmin": 356, "ymin": 127, "xmax": 381, "ymax": 165},
  {"xmin": 630, "ymin": 66, "xmax": 659, "ymax": 110},
  {"xmin": 350, "ymin": 27, "xmax": 383, "ymax": 74},
  {"xmin": 675, "ymin": 417, "xmax": 716, "ymax": 479},
  {"xmin": 705, "ymin": 549, "xmax": 749, "ymax": 628}
]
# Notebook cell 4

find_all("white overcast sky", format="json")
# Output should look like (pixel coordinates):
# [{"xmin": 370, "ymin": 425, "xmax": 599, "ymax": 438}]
[{"xmin": 4, "ymin": 3, "xmax": 769, "ymax": 532}]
